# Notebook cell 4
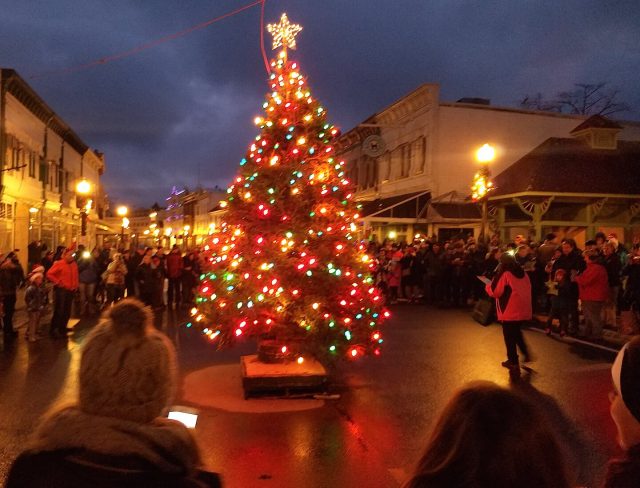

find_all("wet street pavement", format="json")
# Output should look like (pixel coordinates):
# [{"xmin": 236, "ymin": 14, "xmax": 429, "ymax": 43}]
[{"xmin": 0, "ymin": 303, "xmax": 622, "ymax": 487}]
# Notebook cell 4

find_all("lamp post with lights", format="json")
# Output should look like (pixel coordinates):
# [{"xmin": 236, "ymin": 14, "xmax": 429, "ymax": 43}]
[
  {"xmin": 116, "ymin": 205, "xmax": 128, "ymax": 248},
  {"xmin": 471, "ymin": 143, "xmax": 495, "ymax": 243},
  {"xmin": 76, "ymin": 178, "xmax": 92, "ymax": 238}
]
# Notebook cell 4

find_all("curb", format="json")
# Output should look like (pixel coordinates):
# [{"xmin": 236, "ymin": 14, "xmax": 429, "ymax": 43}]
[{"xmin": 530, "ymin": 314, "xmax": 628, "ymax": 354}]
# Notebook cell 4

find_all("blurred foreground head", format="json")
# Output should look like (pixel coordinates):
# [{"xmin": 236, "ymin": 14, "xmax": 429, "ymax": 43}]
[
  {"xmin": 79, "ymin": 298, "xmax": 176, "ymax": 423},
  {"xmin": 404, "ymin": 382, "xmax": 571, "ymax": 488}
]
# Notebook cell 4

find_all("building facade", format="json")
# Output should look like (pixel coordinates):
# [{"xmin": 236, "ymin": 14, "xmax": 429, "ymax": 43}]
[
  {"xmin": 0, "ymin": 69, "xmax": 111, "ymax": 268},
  {"xmin": 336, "ymin": 84, "xmax": 640, "ymax": 243}
]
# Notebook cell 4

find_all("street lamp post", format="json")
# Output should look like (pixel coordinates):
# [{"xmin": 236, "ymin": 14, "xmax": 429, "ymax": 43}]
[
  {"xmin": 76, "ymin": 178, "xmax": 92, "ymax": 238},
  {"xmin": 471, "ymin": 144, "xmax": 495, "ymax": 244},
  {"xmin": 116, "ymin": 205, "xmax": 128, "ymax": 249}
]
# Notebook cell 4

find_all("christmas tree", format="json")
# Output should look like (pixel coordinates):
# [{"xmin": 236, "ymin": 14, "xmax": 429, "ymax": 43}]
[{"xmin": 188, "ymin": 13, "xmax": 388, "ymax": 365}]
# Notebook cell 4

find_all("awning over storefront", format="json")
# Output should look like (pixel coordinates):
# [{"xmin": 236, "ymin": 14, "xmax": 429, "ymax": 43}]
[
  {"xmin": 426, "ymin": 191, "xmax": 481, "ymax": 222},
  {"xmin": 359, "ymin": 191, "xmax": 431, "ymax": 220}
]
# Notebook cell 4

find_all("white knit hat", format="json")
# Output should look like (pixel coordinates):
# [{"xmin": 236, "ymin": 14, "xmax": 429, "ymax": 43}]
[{"xmin": 79, "ymin": 298, "xmax": 176, "ymax": 423}]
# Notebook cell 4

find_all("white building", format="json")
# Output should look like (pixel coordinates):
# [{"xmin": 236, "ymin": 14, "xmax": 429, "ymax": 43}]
[
  {"xmin": 0, "ymin": 68, "xmax": 112, "ymax": 267},
  {"xmin": 336, "ymin": 84, "xmax": 640, "ymax": 243}
]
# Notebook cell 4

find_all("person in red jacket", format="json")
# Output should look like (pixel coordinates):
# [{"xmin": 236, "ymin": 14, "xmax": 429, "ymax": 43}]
[
  {"xmin": 486, "ymin": 252, "xmax": 533, "ymax": 371},
  {"xmin": 46, "ymin": 247, "xmax": 79, "ymax": 338},
  {"xmin": 574, "ymin": 251, "xmax": 609, "ymax": 340},
  {"xmin": 165, "ymin": 245, "xmax": 184, "ymax": 309}
]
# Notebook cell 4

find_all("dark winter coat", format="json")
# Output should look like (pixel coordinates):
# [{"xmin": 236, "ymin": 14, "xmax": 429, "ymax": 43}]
[
  {"xmin": 552, "ymin": 249, "xmax": 586, "ymax": 275},
  {"xmin": 552, "ymin": 249, "xmax": 585, "ymax": 300},
  {"xmin": 603, "ymin": 252, "xmax": 622, "ymax": 287},
  {"xmin": 549, "ymin": 279, "xmax": 573, "ymax": 311},
  {"xmin": 25, "ymin": 283, "xmax": 47, "ymax": 312},
  {"xmin": 77, "ymin": 257, "xmax": 99, "ymax": 284},
  {"xmin": 622, "ymin": 259, "xmax": 640, "ymax": 307},
  {"xmin": 604, "ymin": 444, "xmax": 640, "ymax": 488},
  {"xmin": 424, "ymin": 251, "xmax": 444, "ymax": 278},
  {"xmin": 6, "ymin": 451, "xmax": 221, "ymax": 488},
  {"xmin": 5, "ymin": 407, "xmax": 220, "ymax": 488},
  {"xmin": 0, "ymin": 256, "xmax": 24, "ymax": 296}
]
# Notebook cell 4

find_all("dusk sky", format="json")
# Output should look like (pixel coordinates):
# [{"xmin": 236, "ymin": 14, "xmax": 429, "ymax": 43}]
[{"xmin": 2, "ymin": 0, "xmax": 639, "ymax": 208}]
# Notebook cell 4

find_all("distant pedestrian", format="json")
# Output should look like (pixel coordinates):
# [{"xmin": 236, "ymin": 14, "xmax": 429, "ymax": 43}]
[
  {"xmin": 544, "ymin": 269, "xmax": 572, "ymax": 337},
  {"xmin": 0, "ymin": 251, "xmax": 25, "ymax": 342},
  {"xmin": 46, "ymin": 247, "xmax": 79, "ymax": 339},
  {"xmin": 104, "ymin": 253, "xmax": 128, "ymax": 306},
  {"xmin": 605, "ymin": 336, "xmax": 640, "ymax": 487},
  {"xmin": 574, "ymin": 251, "xmax": 609, "ymax": 340},
  {"xmin": 166, "ymin": 245, "xmax": 184, "ymax": 309},
  {"xmin": 5, "ymin": 298, "xmax": 221, "ymax": 487},
  {"xmin": 485, "ymin": 252, "xmax": 533, "ymax": 371},
  {"xmin": 602, "ymin": 241, "xmax": 622, "ymax": 329},
  {"xmin": 125, "ymin": 245, "xmax": 146, "ymax": 297},
  {"xmin": 77, "ymin": 248, "xmax": 99, "ymax": 316},
  {"xmin": 136, "ymin": 254, "xmax": 165, "ymax": 310},
  {"xmin": 404, "ymin": 382, "xmax": 571, "ymax": 488},
  {"xmin": 552, "ymin": 238, "xmax": 586, "ymax": 335},
  {"xmin": 181, "ymin": 250, "xmax": 200, "ymax": 308}
]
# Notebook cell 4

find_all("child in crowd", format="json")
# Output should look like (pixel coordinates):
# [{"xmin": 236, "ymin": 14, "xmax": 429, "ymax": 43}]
[
  {"xmin": 545, "ymin": 269, "xmax": 572, "ymax": 337},
  {"xmin": 386, "ymin": 253, "xmax": 402, "ymax": 305},
  {"xmin": 24, "ymin": 269, "xmax": 48, "ymax": 342}
]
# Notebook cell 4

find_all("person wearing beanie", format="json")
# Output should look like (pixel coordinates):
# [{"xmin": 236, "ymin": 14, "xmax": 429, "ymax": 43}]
[
  {"xmin": 605, "ymin": 336, "xmax": 640, "ymax": 487},
  {"xmin": 5, "ymin": 298, "xmax": 220, "ymax": 488},
  {"xmin": 485, "ymin": 252, "xmax": 533, "ymax": 372}
]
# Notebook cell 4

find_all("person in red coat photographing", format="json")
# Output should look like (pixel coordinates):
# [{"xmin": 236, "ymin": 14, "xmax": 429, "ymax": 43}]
[{"xmin": 486, "ymin": 251, "xmax": 533, "ymax": 372}]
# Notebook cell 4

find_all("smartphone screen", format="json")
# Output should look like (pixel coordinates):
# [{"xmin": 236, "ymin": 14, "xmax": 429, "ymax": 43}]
[{"xmin": 168, "ymin": 410, "xmax": 198, "ymax": 429}]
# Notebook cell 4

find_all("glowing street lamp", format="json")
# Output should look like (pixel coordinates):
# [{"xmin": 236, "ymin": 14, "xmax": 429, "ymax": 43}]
[
  {"xmin": 76, "ymin": 179, "xmax": 92, "ymax": 236},
  {"xmin": 116, "ymin": 206, "xmax": 129, "ymax": 246},
  {"xmin": 471, "ymin": 144, "xmax": 495, "ymax": 243}
]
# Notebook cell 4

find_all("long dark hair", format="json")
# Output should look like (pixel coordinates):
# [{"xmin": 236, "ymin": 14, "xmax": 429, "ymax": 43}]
[{"xmin": 404, "ymin": 382, "xmax": 571, "ymax": 488}]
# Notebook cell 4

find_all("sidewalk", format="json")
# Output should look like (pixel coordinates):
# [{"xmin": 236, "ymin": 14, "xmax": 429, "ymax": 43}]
[
  {"xmin": 7, "ymin": 288, "xmax": 80, "ymax": 337},
  {"xmin": 531, "ymin": 313, "xmax": 633, "ymax": 354}
]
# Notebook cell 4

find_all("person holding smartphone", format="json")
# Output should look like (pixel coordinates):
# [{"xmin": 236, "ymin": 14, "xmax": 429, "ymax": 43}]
[{"xmin": 5, "ymin": 298, "xmax": 220, "ymax": 487}]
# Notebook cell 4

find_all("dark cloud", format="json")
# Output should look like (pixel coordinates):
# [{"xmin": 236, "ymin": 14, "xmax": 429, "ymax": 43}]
[{"xmin": 1, "ymin": 0, "xmax": 638, "ymax": 207}]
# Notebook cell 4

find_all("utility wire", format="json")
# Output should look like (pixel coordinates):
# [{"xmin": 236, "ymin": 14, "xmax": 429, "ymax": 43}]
[
  {"xmin": 29, "ymin": 0, "xmax": 263, "ymax": 80},
  {"xmin": 260, "ymin": 0, "xmax": 271, "ymax": 75}
]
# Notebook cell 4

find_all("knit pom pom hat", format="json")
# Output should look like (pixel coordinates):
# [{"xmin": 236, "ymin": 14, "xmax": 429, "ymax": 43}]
[{"xmin": 79, "ymin": 298, "xmax": 176, "ymax": 423}]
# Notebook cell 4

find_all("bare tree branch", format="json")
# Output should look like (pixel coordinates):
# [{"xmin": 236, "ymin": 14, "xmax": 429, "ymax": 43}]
[{"xmin": 520, "ymin": 83, "xmax": 631, "ymax": 116}]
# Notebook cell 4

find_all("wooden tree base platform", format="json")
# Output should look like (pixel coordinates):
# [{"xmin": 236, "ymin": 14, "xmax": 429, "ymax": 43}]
[{"xmin": 241, "ymin": 354, "xmax": 328, "ymax": 399}]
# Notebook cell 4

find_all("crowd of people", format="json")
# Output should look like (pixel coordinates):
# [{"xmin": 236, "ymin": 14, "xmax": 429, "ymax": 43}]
[
  {"xmin": 2, "ymin": 233, "xmax": 640, "ymax": 486},
  {"xmin": 2, "ymin": 297, "xmax": 639, "ymax": 487},
  {"xmin": 1, "ymin": 242, "xmax": 204, "ymax": 343},
  {"xmin": 370, "ymin": 231, "xmax": 640, "ymax": 340}
]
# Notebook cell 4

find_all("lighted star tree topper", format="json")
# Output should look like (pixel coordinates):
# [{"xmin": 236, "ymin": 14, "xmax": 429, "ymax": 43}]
[{"xmin": 188, "ymin": 13, "xmax": 389, "ymax": 365}]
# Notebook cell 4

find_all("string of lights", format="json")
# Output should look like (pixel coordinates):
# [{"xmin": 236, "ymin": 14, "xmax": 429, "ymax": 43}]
[
  {"xmin": 188, "ymin": 14, "xmax": 389, "ymax": 364},
  {"xmin": 28, "ymin": 0, "xmax": 263, "ymax": 80}
]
